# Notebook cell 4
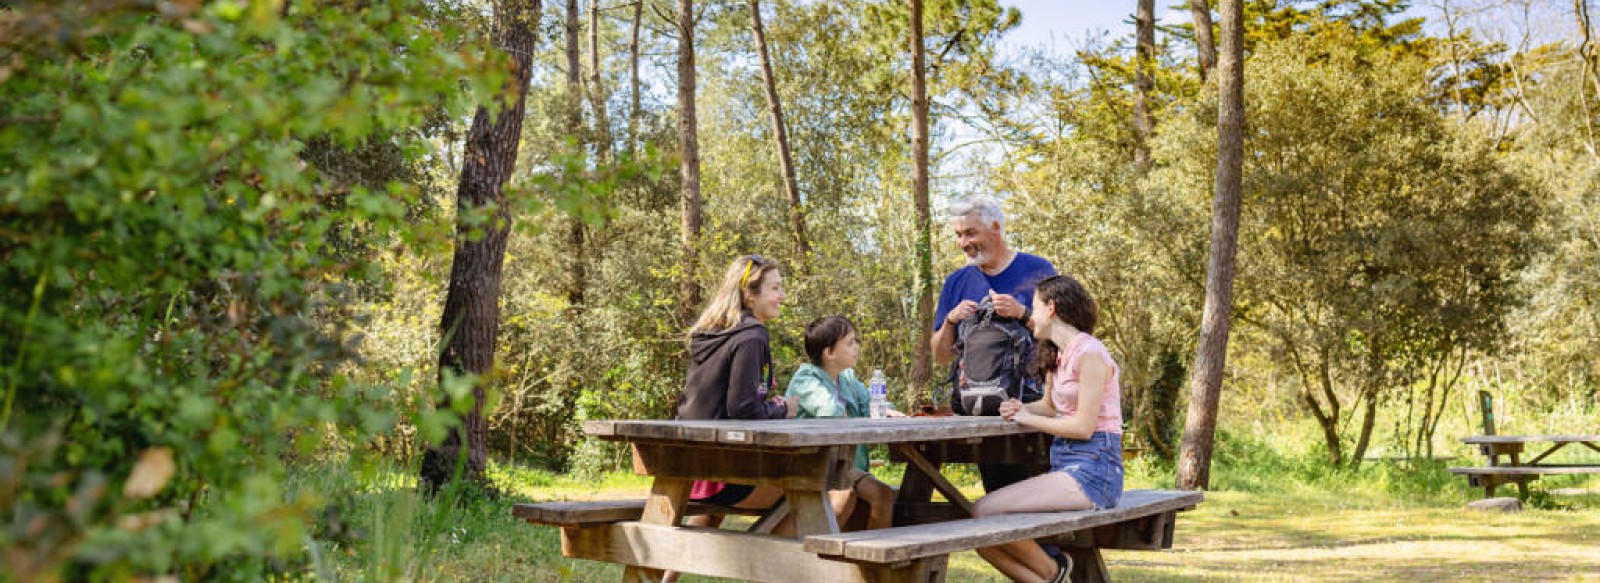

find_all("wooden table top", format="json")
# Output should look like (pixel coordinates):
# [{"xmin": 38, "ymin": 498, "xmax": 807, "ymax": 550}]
[
  {"xmin": 584, "ymin": 416, "xmax": 1042, "ymax": 447},
  {"xmin": 1460, "ymin": 435, "xmax": 1600, "ymax": 444}
]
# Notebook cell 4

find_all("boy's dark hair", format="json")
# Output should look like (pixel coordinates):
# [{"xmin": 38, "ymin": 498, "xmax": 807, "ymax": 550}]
[{"xmin": 804, "ymin": 315, "xmax": 855, "ymax": 365}]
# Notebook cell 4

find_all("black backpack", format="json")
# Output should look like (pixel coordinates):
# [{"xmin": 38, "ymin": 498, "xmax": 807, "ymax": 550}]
[{"xmin": 941, "ymin": 299, "xmax": 1041, "ymax": 416}]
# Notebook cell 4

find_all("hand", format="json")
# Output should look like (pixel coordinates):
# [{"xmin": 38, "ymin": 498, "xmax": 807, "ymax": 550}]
[
  {"xmin": 988, "ymin": 291, "xmax": 1025, "ymax": 320},
  {"xmin": 782, "ymin": 395, "xmax": 799, "ymax": 418},
  {"xmin": 885, "ymin": 409, "xmax": 908, "ymax": 418},
  {"xmin": 945, "ymin": 300, "xmax": 979, "ymax": 326},
  {"xmin": 998, "ymin": 398, "xmax": 1024, "ymax": 421}
]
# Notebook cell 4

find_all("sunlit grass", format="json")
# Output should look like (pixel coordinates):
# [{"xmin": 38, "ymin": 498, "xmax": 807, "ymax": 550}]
[{"xmin": 302, "ymin": 435, "xmax": 1600, "ymax": 582}]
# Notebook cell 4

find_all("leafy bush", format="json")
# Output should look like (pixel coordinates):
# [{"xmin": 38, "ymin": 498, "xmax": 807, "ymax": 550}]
[{"xmin": 0, "ymin": 1, "xmax": 483, "ymax": 578}]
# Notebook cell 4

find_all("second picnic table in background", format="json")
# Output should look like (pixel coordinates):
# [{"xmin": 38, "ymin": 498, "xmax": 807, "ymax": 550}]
[{"xmin": 1449, "ymin": 434, "xmax": 1600, "ymax": 499}]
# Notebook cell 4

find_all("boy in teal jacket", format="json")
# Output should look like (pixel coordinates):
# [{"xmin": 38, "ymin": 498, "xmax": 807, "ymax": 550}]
[{"xmin": 789, "ymin": 316, "xmax": 900, "ymax": 529}]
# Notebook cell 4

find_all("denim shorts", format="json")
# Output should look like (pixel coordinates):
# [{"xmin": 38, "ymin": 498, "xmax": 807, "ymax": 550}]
[{"xmin": 1049, "ymin": 431, "xmax": 1124, "ymax": 509}]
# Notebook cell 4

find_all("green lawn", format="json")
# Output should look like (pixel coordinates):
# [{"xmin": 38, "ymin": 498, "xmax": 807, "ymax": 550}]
[{"xmin": 311, "ymin": 458, "xmax": 1600, "ymax": 582}]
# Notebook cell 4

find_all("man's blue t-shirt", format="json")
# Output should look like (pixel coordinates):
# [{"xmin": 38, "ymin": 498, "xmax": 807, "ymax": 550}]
[{"xmin": 932, "ymin": 253, "xmax": 1058, "ymax": 331}]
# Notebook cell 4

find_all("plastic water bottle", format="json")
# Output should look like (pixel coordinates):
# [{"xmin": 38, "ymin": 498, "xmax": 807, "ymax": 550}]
[{"xmin": 868, "ymin": 369, "xmax": 889, "ymax": 419}]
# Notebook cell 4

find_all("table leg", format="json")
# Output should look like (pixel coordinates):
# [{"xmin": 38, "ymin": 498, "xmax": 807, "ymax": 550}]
[
  {"xmin": 621, "ymin": 477, "xmax": 691, "ymax": 583},
  {"xmin": 898, "ymin": 463, "xmax": 936, "ymax": 505},
  {"xmin": 893, "ymin": 443, "xmax": 975, "ymax": 516},
  {"xmin": 1063, "ymin": 546, "xmax": 1110, "ymax": 583},
  {"xmin": 1506, "ymin": 451, "xmax": 1532, "ymax": 499},
  {"xmin": 787, "ymin": 489, "xmax": 839, "ymax": 536},
  {"xmin": 861, "ymin": 554, "xmax": 949, "ymax": 583},
  {"xmin": 1526, "ymin": 442, "xmax": 1572, "ymax": 465},
  {"xmin": 748, "ymin": 498, "xmax": 791, "ymax": 534},
  {"xmin": 894, "ymin": 448, "xmax": 936, "ymax": 528}
]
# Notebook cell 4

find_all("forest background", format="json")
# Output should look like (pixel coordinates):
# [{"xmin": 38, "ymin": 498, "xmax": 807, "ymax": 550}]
[{"xmin": 3, "ymin": 0, "xmax": 1598, "ymax": 580}]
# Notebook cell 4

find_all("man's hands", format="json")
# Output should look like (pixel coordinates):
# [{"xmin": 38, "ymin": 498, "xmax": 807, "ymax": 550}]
[
  {"xmin": 987, "ymin": 291, "xmax": 1026, "ymax": 320},
  {"xmin": 945, "ymin": 299, "xmax": 980, "ymax": 326},
  {"xmin": 947, "ymin": 291, "xmax": 1026, "ymax": 326},
  {"xmin": 782, "ymin": 395, "xmax": 799, "ymax": 418}
]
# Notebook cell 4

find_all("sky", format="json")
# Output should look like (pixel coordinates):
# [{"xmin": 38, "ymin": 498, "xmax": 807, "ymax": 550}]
[
  {"xmin": 998, "ymin": 0, "xmax": 1188, "ymax": 56},
  {"xmin": 992, "ymin": 1, "xmax": 1578, "ymax": 59}
]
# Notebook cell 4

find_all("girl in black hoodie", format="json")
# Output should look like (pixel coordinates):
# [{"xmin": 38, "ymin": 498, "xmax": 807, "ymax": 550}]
[{"xmin": 675, "ymin": 255, "xmax": 796, "ymax": 523}]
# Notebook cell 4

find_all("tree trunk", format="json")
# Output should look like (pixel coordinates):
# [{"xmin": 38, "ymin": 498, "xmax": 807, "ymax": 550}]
[
  {"xmin": 909, "ymin": 0, "xmax": 934, "ymax": 391},
  {"xmin": 1189, "ymin": 0, "xmax": 1217, "ymax": 82},
  {"xmin": 1292, "ymin": 351, "xmax": 1344, "ymax": 466},
  {"xmin": 1580, "ymin": 0, "xmax": 1600, "ymax": 96},
  {"xmin": 1304, "ymin": 387, "xmax": 1343, "ymax": 465},
  {"xmin": 582, "ymin": 0, "xmax": 611, "ymax": 304},
  {"xmin": 565, "ymin": 0, "xmax": 588, "ymax": 310},
  {"xmin": 748, "ymin": 0, "xmax": 811, "ymax": 270},
  {"xmin": 566, "ymin": 0, "xmax": 583, "ymax": 129},
  {"xmin": 677, "ymin": 0, "xmax": 703, "ymax": 325},
  {"xmin": 1576, "ymin": 0, "xmax": 1600, "ymax": 156},
  {"xmin": 628, "ymin": 0, "xmax": 643, "ymax": 154},
  {"xmin": 1140, "ymin": 348, "xmax": 1186, "ymax": 461},
  {"xmin": 1349, "ymin": 388, "xmax": 1378, "ymax": 470},
  {"xmin": 1282, "ymin": 331, "xmax": 1343, "ymax": 464},
  {"xmin": 1133, "ymin": 0, "xmax": 1156, "ymax": 171},
  {"xmin": 589, "ymin": 0, "xmax": 614, "ymax": 160},
  {"xmin": 419, "ymin": 0, "xmax": 540, "ymax": 494},
  {"xmin": 1175, "ymin": 0, "xmax": 1243, "ymax": 491},
  {"xmin": 1421, "ymin": 344, "xmax": 1468, "ymax": 460}
]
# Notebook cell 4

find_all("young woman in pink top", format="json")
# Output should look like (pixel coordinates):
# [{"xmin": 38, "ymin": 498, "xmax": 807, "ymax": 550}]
[{"xmin": 975, "ymin": 274, "xmax": 1124, "ymax": 583}]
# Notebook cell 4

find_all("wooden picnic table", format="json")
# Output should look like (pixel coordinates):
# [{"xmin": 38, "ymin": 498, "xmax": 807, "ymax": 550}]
[
  {"xmin": 532, "ymin": 417, "xmax": 1200, "ymax": 582},
  {"xmin": 1449, "ymin": 434, "xmax": 1600, "ymax": 499},
  {"xmin": 572, "ymin": 417, "xmax": 1035, "ymax": 582}
]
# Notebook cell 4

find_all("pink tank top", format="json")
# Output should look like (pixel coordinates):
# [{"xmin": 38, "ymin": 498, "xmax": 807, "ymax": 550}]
[{"xmin": 1050, "ymin": 333, "xmax": 1123, "ymax": 434}]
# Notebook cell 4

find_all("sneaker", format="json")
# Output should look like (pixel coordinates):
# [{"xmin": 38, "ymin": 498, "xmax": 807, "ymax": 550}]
[{"xmin": 1050, "ymin": 553, "xmax": 1074, "ymax": 583}]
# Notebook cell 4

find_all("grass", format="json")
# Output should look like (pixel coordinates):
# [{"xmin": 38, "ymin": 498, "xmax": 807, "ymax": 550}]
[{"xmin": 297, "ymin": 434, "xmax": 1600, "ymax": 582}]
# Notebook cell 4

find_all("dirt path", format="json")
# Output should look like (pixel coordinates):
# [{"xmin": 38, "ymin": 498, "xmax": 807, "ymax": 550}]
[{"xmin": 946, "ymin": 490, "xmax": 1600, "ymax": 582}]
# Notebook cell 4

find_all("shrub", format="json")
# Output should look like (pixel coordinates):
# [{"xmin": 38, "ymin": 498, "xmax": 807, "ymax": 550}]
[{"xmin": 0, "ymin": 1, "xmax": 482, "ymax": 578}]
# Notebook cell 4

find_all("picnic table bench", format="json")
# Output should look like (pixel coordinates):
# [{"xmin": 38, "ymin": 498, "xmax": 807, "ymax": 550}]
[
  {"xmin": 1447, "ymin": 391, "xmax": 1600, "ymax": 499},
  {"xmin": 516, "ymin": 417, "xmax": 1202, "ymax": 582},
  {"xmin": 1448, "ymin": 435, "xmax": 1600, "ymax": 499}
]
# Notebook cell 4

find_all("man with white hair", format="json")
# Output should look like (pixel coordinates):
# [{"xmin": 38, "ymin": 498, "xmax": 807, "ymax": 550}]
[{"xmin": 931, "ymin": 194, "xmax": 1057, "ymax": 491}]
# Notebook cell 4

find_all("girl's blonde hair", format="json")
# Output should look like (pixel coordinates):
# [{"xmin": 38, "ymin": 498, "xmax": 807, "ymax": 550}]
[{"xmin": 689, "ymin": 255, "xmax": 781, "ymax": 334}]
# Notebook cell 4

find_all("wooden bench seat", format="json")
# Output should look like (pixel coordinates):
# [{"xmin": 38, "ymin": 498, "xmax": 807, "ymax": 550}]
[
  {"xmin": 805, "ymin": 489, "xmax": 1202, "ymax": 564},
  {"xmin": 1447, "ymin": 465, "xmax": 1600, "ymax": 477},
  {"xmin": 514, "ymin": 498, "xmax": 768, "ymax": 527},
  {"xmin": 1448, "ymin": 466, "xmax": 1600, "ymax": 499}
]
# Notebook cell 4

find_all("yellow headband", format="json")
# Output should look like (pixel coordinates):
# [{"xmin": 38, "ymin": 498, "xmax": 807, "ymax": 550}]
[{"xmin": 739, "ymin": 255, "xmax": 762, "ymax": 289}]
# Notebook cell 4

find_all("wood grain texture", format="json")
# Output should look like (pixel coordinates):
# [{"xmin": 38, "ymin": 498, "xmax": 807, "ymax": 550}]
[
  {"xmin": 788, "ymin": 489, "xmax": 840, "ymax": 536},
  {"xmin": 563, "ymin": 523, "xmax": 876, "ymax": 583},
  {"xmin": 631, "ymin": 442, "xmax": 851, "ymax": 490},
  {"xmin": 620, "ymin": 477, "xmax": 692, "ymax": 582},
  {"xmin": 1447, "ymin": 466, "xmax": 1600, "ymax": 475},
  {"xmin": 1461, "ymin": 435, "xmax": 1600, "ymax": 444},
  {"xmin": 891, "ymin": 433, "xmax": 1054, "ymax": 467},
  {"xmin": 804, "ymin": 490, "xmax": 1203, "ymax": 563},
  {"xmin": 586, "ymin": 417, "xmax": 1037, "ymax": 447},
  {"xmin": 514, "ymin": 499, "xmax": 768, "ymax": 526},
  {"xmin": 749, "ymin": 498, "xmax": 791, "ymax": 534}
]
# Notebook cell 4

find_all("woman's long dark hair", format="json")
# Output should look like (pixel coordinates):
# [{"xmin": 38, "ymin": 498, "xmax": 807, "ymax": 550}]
[{"xmin": 1031, "ymin": 275, "xmax": 1099, "ymax": 381}]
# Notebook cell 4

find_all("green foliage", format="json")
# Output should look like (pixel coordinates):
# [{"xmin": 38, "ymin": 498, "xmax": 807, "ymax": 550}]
[
  {"xmin": 0, "ymin": 0, "xmax": 484, "ymax": 578},
  {"xmin": 1147, "ymin": 22, "xmax": 1545, "ymax": 465},
  {"xmin": 1492, "ymin": 43, "xmax": 1600, "ymax": 404}
]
